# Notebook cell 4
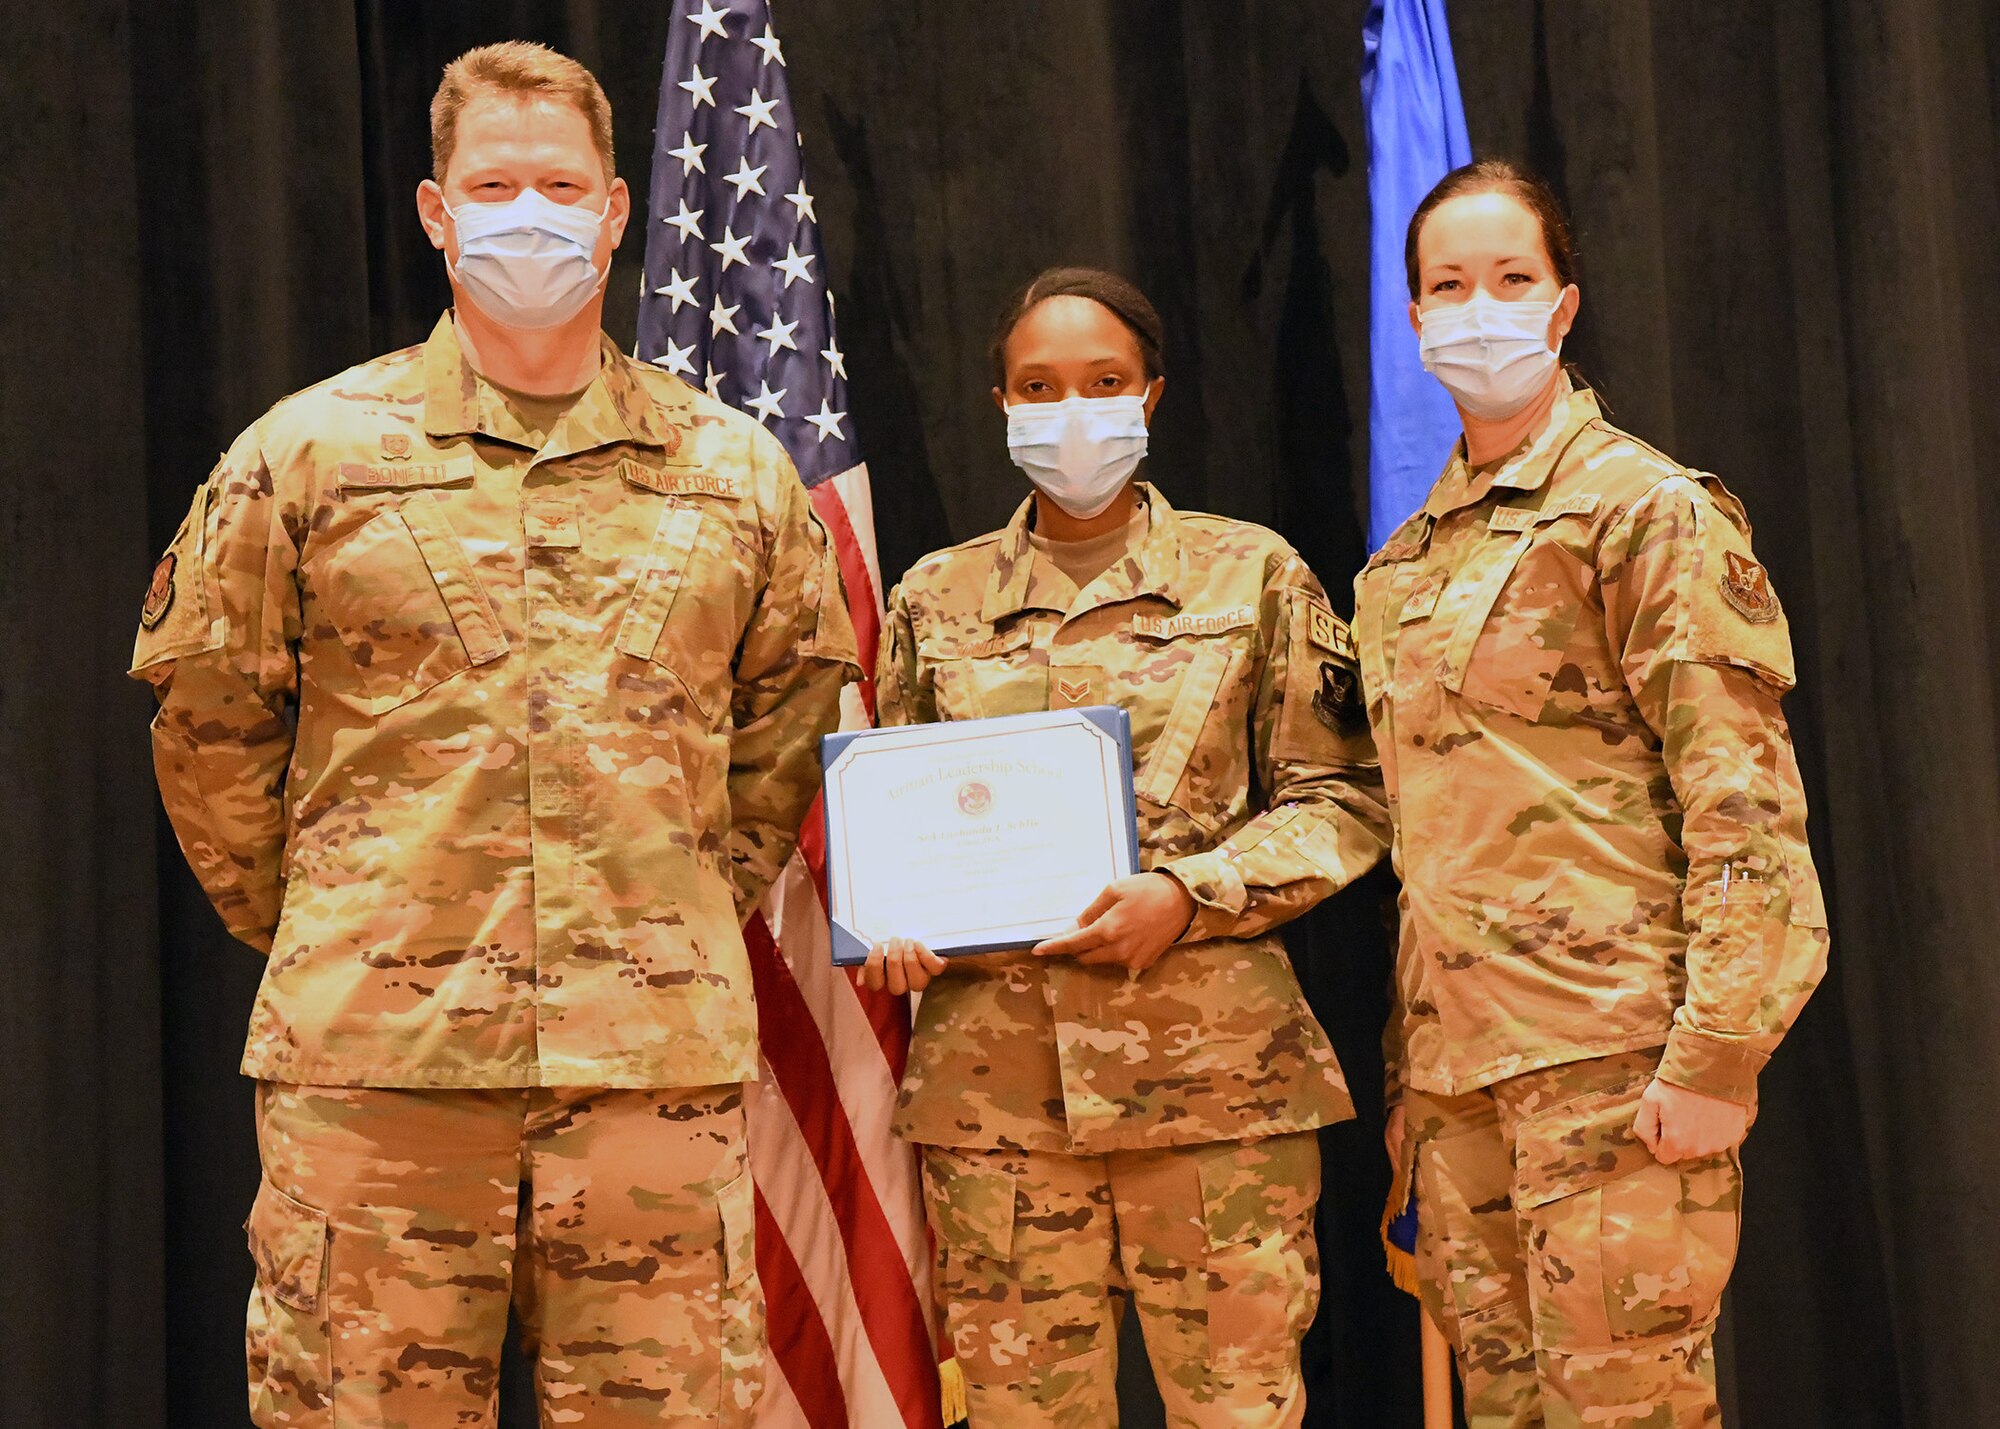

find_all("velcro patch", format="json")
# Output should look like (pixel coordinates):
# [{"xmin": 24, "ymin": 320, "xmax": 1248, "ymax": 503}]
[
  {"xmin": 1399, "ymin": 573, "xmax": 1445, "ymax": 625},
  {"xmin": 1312, "ymin": 657, "xmax": 1366, "ymax": 734},
  {"xmin": 524, "ymin": 498, "xmax": 582, "ymax": 550},
  {"xmin": 140, "ymin": 551, "xmax": 177, "ymax": 629},
  {"xmin": 621, "ymin": 461, "xmax": 743, "ymax": 499},
  {"xmin": 1305, "ymin": 603, "xmax": 1353, "ymax": 657},
  {"xmin": 1489, "ymin": 493, "xmax": 1601, "ymax": 532},
  {"xmin": 1132, "ymin": 605, "xmax": 1255, "ymax": 641},
  {"xmin": 336, "ymin": 457, "xmax": 476, "ymax": 490},
  {"xmin": 1719, "ymin": 550, "xmax": 1780, "ymax": 624}
]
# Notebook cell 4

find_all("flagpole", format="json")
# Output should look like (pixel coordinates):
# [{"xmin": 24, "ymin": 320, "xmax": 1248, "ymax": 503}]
[{"xmin": 1422, "ymin": 1307, "xmax": 1453, "ymax": 1429}]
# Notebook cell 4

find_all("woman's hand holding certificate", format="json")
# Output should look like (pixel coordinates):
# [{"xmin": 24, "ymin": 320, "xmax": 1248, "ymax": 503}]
[{"xmin": 862, "ymin": 871, "xmax": 1196, "ymax": 993}]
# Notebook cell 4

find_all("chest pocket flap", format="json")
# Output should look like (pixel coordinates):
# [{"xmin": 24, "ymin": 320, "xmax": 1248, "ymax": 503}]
[
  {"xmin": 920, "ymin": 625, "xmax": 1043, "ymax": 721},
  {"xmin": 1133, "ymin": 640, "xmax": 1242, "ymax": 829},
  {"xmin": 1435, "ymin": 501, "xmax": 1597, "ymax": 721},
  {"xmin": 616, "ymin": 502, "xmax": 708, "ymax": 663}
]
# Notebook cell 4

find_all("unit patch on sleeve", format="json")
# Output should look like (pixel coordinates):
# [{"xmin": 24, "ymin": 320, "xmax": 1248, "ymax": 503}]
[
  {"xmin": 1312, "ymin": 657, "xmax": 1366, "ymax": 734},
  {"xmin": 1719, "ymin": 550, "xmax": 1780, "ymax": 624},
  {"xmin": 141, "ymin": 551, "xmax": 177, "ymax": 629}
]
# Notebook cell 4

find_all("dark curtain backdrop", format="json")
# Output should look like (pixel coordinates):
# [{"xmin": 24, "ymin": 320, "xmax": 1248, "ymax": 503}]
[{"xmin": 4, "ymin": 2, "xmax": 1996, "ymax": 1427}]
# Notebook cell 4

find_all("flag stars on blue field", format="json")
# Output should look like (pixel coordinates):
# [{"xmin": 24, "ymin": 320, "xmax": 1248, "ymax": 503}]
[
  {"xmin": 678, "ymin": 65, "xmax": 717, "ymax": 108},
  {"xmin": 757, "ymin": 312, "xmax": 800, "ymax": 355},
  {"xmin": 724, "ymin": 157, "xmax": 768, "ymax": 200},
  {"xmin": 640, "ymin": 0, "xmax": 859, "ymax": 483},
  {"xmin": 773, "ymin": 244, "xmax": 814, "ymax": 288},
  {"xmin": 656, "ymin": 335, "xmax": 697, "ymax": 379},
  {"xmin": 805, "ymin": 399, "xmax": 846, "ymax": 444},
  {"xmin": 710, "ymin": 226, "xmax": 751, "ymax": 270},
  {"xmin": 654, "ymin": 267, "xmax": 699, "ymax": 312},
  {"xmin": 687, "ymin": 1, "xmax": 730, "ymax": 41},
  {"xmin": 747, "ymin": 380, "xmax": 787, "ymax": 423},
  {"xmin": 664, "ymin": 200, "xmax": 704, "ymax": 242},
  {"xmin": 735, "ymin": 90, "xmax": 780, "ymax": 134}
]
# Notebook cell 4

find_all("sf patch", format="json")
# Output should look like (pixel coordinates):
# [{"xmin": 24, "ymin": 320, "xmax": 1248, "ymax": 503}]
[
  {"xmin": 1720, "ymin": 551, "xmax": 1779, "ymax": 624},
  {"xmin": 141, "ymin": 551, "xmax": 177, "ymax": 629},
  {"xmin": 1306, "ymin": 603, "xmax": 1354, "ymax": 659},
  {"xmin": 1313, "ymin": 657, "xmax": 1366, "ymax": 734}
]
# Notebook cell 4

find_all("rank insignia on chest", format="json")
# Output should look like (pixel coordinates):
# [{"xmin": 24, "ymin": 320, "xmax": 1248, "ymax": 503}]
[
  {"xmin": 1313, "ymin": 657, "xmax": 1365, "ymax": 733},
  {"xmin": 380, "ymin": 433, "xmax": 412, "ymax": 461},
  {"xmin": 1055, "ymin": 676, "xmax": 1091, "ymax": 704},
  {"xmin": 141, "ymin": 551, "xmax": 177, "ymax": 629},
  {"xmin": 1720, "ymin": 550, "xmax": 1780, "ymax": 623}
]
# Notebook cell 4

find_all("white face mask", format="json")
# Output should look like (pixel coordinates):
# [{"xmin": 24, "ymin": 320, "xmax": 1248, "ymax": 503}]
[
  {"xmin": 1004, "ymin": 394, "xmax": 1149, "ymax": 520},
  {"xmin": 444, "ymin": 189, "xmax": 608, "ymax": 332},
  {"xmin": 1418, "ymin": 293, "xmax": 1565, "ymax": 421}
]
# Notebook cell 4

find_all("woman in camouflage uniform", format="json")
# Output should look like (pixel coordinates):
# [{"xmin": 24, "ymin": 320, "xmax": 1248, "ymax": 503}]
[
  {"xmin": 863, "ymin": 268, "xmax": 1392, "ymax": 1427},
  {"xmin": 1357, "ymin": 161, "xmax": 1830, "ymax": 1427}
]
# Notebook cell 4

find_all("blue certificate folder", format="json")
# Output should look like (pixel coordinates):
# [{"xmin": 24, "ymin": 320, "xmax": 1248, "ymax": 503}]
[{"xmin": 820, "ymin": 706, "xmax": 1142, "ymax": 966}]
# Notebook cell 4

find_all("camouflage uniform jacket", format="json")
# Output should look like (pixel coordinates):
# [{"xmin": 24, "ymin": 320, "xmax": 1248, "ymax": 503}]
[
  {"xmin": 130, "ymin": 314, "xmax": 861, "ymax": 1090},
  {"xmin": 878, "ymin": 486, "xmax": 1392, "ymax": 1152},
  {"xmin": 1354, "ymin": 384, "xmax": 1829, "ymax": 1108}
]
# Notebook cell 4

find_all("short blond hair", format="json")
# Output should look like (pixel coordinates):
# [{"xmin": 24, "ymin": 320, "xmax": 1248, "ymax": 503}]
[{"xmin": 431, "ymin": 41, "xmax": 615, "ymax": 182}]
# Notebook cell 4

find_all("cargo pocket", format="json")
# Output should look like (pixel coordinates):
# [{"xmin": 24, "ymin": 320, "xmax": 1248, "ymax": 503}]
[
  {"xmin": 1515, "ymin": 1080, "xmax": 1741, "ymax": 1354},
  {"xmin": 920, "ymin": 1145, "xmax": 1039, "ymax": 1386},
  {"xmin": 1198, "ymin": 1133, "xmax": 1322, "ymax": 1374},
  {"xmin": 307, "ymin": 493, "xmax": 506, "ymax": 715},
  {"xmin": 716, "ymin": 1164, "xmax": 767, "ymax": 1427},
  {"xmin": 244, "ymin": 1177, "xmax": 333, "ymax": 1427}
]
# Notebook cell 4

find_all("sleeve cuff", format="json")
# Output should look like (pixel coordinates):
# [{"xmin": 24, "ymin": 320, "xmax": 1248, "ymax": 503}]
[
  {"xmin": 1656, "ymin": 1026, "xmax": 1769, "ymax": 1106},
  {"xmin": 1156, "ymin": 852, "xmax": 1246, "ymax": 944}
]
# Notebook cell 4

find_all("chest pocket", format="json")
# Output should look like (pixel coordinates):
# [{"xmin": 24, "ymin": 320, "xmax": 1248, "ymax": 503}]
[
  {"xmin": 1131, "ymin": 631, "xmax": 1253, "ymax": 835},
  {"xmin": 307, "ymin": 482, "xmax": 506, "ymax": 716},
  {"xmin": 1437, "ymin": 510, "xmax": 1593, "ymax": 723},
  {"xmin": 1356, "ymin": 519, "xmax": 1435, "ymax": 714},
  {"xmin": 614, "ymin": 497, "xmax": 744, "ymax": 724},
  {"xmin": 923, "ymin": 626, "xmax": 1048, "ymax": 721}
]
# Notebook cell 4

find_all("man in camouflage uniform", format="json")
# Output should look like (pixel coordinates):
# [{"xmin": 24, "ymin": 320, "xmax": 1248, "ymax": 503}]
[
  {"xmin": 875, "ymin": 484, "xmax": 1391, "ymax": 1427},
  {"xmin": 1355, "ymin": 380, "xmax": 1829, "ymax": 1426},
  {"xmin": 131, "ymin": 42, "xmax": 858, "ymax": 1428}
]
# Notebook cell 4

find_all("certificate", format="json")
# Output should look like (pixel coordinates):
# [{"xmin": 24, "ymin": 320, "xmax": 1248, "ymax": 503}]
[{"xmin": 821, "ymin": 706, "xmax": 1141, "ymax": 965}]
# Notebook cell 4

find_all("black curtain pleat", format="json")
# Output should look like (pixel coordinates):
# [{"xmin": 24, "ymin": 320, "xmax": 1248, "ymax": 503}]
[{"xmin": 3, "ymin": 2, "xmax": 1994, "ymax": 1426}]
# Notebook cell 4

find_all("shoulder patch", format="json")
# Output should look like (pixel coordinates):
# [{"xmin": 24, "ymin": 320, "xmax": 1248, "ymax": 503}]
[
  {"xmin": 1719, "ymin": 551, "xmax": 1780, "ymax": 624},
  {"xmin": 1312, "ymin": 656, "xmax": 1367, "ymax": 734},
  {"xmin": 1306, "ymin": 603, "xmax": 1354, "ymax": 658},
  {"xmin": 141, "ymin": 551, "xmax": 177, "ymax": 629}
]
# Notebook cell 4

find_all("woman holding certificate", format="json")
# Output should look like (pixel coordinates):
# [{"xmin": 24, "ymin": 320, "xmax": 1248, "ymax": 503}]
[
  {"xmin": 865, "ymin": 266, "xmax": 1392, "ymax": 1427},
  {"xmin": 1355, "ymin": 161, "xmax": 1829, "ymax": 1425}
]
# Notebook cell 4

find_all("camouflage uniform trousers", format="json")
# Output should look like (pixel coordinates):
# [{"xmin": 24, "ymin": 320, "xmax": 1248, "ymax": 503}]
[
  {"xmin": 920, "ymin": 1132, "xmax": 1321, "ymax": 1428},
  {"xmin": 246, "ymin": 1081, "xmax": 764, "ymax": 1428},
  {"xmin": 1404, "ymin": 1048, "xmax": 1742, "ymax": 1429}
]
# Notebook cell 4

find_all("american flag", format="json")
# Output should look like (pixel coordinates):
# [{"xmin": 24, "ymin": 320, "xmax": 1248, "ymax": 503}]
[{"xmin": 637, "ymin": 5, "xmax": 944, "ymax": 1428}]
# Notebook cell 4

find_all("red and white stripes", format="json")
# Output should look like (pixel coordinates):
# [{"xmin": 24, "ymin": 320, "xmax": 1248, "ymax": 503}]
[{"xmin": 746, "ymin": 464, "xmax": 943, "ymax": 1429}]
